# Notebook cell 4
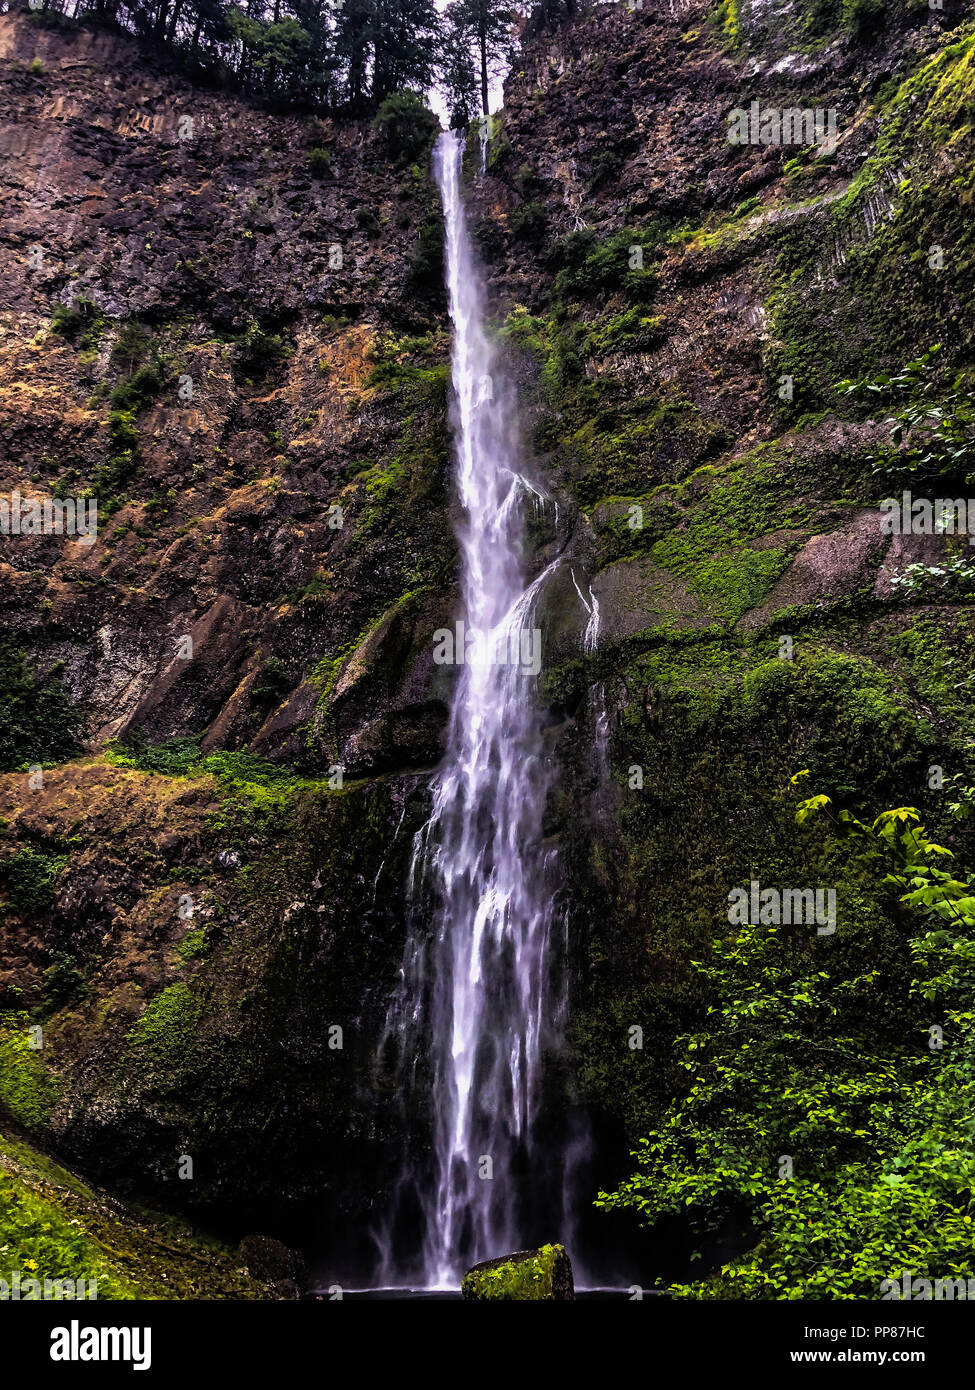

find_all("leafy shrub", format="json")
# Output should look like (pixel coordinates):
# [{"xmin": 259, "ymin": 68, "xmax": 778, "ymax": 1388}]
[
  {"xmin": 373, "ymin": 91, "xmax": 440, "ymax": 166},
  {"xmin": 0, "ymin": 638, "xmax": 81, "ymax": 772},
  {"xmin": 2, "ymin": 850, "xmax": 69, "ymax": 915},
  {"xmin": 509, "ymin": 201, "xmax": 547, "ymax": 247},
  {"xmin": 235, "ymin": 322, "xmax": 292, "ymax": 380},
  {"xmin": 42, "ymin": 953, "xmax": 88, "ymax": 1010},
  {"xmin": 836, "ymin": 346, "xmax": 975, "ymax": 484},
  {"xmin": 105, "ymin": 734, "xmax": 203, "ymax": 778},
  {"xmin": 588, "ymin": 147, "xmax": 626, "ymax": 190},
  {"xmin": 355, "ymin": 207, "xmax": 381, "ymax": 237},
  {"xmin": 550, "ymin": 227, "xmax": 658, "ymax": 304},
  {"xmin": 408, "ymin": 214, "xmax": 446, "ymax": 294},
  {"xmin": 51, "ymin": 298, "xmax": 104, "ymax": 354},
  {"xmin": 598, "ymin": 781, "xmax": 975, "ymax": 1299},
  {"xmin": 109, "ymin": 361, "xmax": 168, "ymax": 413},
  {"xmin": 308, "ymin": 146, "xmax": 331, "ymax": 176}
]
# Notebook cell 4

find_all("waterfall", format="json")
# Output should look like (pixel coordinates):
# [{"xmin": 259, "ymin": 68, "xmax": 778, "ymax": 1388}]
[{"xmin": 376, "ymin": 129, "xmax": 565, "ymax": 1289}]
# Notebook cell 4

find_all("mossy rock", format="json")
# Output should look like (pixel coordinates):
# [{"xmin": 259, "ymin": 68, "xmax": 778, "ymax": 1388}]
[{"xmin": 461, "ymin": 1244, "xmax": 574, "ymax": 1301}]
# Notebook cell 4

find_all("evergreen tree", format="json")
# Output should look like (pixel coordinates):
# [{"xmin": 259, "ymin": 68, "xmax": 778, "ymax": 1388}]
[{"xmin": 444, "ymin": 0, "xmax": 515, "ymax": 119}]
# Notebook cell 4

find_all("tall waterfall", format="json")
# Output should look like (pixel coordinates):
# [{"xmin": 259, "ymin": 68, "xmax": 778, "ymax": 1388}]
[{"xmin": 377, "ymin": 129, "xmax": 565, "ymax": 1289}]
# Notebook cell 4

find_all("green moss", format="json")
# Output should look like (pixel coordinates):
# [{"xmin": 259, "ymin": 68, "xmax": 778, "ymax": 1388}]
[
  {"xmin": 590, "ymin": 450, "xmax": 816, "ymax": 621},
  {"xmin": 460, "ymin": 1244, "xmax": 570, "ymax": 1300},
  {"xmin": 671, "ymin": 544, "xmax": 792, "ymax": 623},
  {"xmin": 176, "ymin": 929, "xmax": 208, "ymax": 962},
  {"xmin": 887, "ymin": 616, "xmax": 975, "ymax": 742},
  {"xmin": 0, "ymin": 1018, "xmax": 62, "ymax": 1131},
  {"xmin": 104, "ymin": 735, "xmax": 203, "ymax": 777},
  {"xmin": 0, "ymin": 1161, "xmax": 138, "ymax": 1299},
  {"xmin": 125, "ymin": 983, "xmax": 204, "ymax": 1077},
  {"xmin": 549, "ymin": 226, "xmax": 659, "ymax": 305},
  {"xmin": 354, "ymin": 365, "xmax": 447, "ymax": 537},
  {"xmin": 584, "ymin": 307, "xmax": 666, "ymax": 356},
  {"xmin": 766, "ymin": 34, "xmax": 975, "ymax": 405},
  {"xmin": 716, "ymin": 0, "xmax": 741, "ymax": 46}
]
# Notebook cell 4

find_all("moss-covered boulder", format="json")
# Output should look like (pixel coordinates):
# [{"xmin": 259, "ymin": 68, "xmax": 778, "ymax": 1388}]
[{"xmin": 461, "ymin": 1244, "xmax": 574, "ymax": 1300}]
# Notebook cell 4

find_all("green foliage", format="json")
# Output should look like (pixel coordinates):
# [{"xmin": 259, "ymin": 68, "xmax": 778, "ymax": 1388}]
[
  {"xmin": 0, "ymin": 1128, "xmax": 275, "ymax": 1300},
  {"xmin": 176, "ymin": 929, "xmax": 209, "ymax": 963},
  {"xmin": 108, "ymin": 323, "xmax": 170, "ymax": 413},
  {"xmin": 50, "ymin": 298, "xmax": 104, "ymax": 354},
  {"xmin": 104, "ymin": 734, "xmax": 204, "ymax": 778},
  {"xmin": 105, "ymin": 735, "xmax": 302, "ymax": 793},
  {"xmin": 836, "ymin": 347, "xmax": 975, "ymax": 485},
  {"xmin": 550, "ymin": 227, "xmax": 658, "ymax": 305},
  {"xmin": 103, "ymin": 736, "xmax": 332, "ymax": 847},
  {"xmin": 585, "ymin": 307, "xmax": 665, "ymax": 356},
  {"xmin": 308, "ymin": 145, "xmax": 332, "ymax": 176},
  {"xmin": 42, "ymin": 953, "xmax": 88, "ymax": 1011},
  {"xmin": 235, "ymin": 322, "xmax": 293, "ymax": 380},
  {"xmin": 110, "ymin": 363, "xmax": 168, "ymax": 413},
  {"xmin": 372, "ymin": 91, "xmax": 440, "ymax": 165},
  {"xmin": 509, "ymin": 200, "xmax": 547, "ymax": 246},
  {"xmin": 588, "ymin": 145, "xmax": 626, "ymax": 191},
  {"xmin": 0, "ymin": 637, "xmax": 81, "ymax": 773},
  {"xmin": 841, "ymin": 0, "xmax": 887, "ymax": 39},
  {"xmin": 767, "ymin": 36, "xmax": 975, "ymax": 405},
  {"xmin": 1, "ymin": 850, "xmax": 69, "ymax": 916},
  {"xmin": 408, "ymin": 212, "xmax": 446, "ymax": 295},
  {"xmin": 599, "ymin": 777, "xmax": 975, "ymax": 1299},
  {"xmin": 0, "ymin": 1162, "xmax": 137, "ymax": 1299},
  {"xmin": 892, "ymin": 555, "xmax": 975, "ymax": 600},
  {"xmin": 126, "ymin": 984, "xmax": 203, "ymax": 1074}
]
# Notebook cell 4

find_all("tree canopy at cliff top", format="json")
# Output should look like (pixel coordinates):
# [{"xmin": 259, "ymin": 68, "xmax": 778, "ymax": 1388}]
[{"xmin": 11, "ymin": 0, "xmax": 579, "ymax": 116}]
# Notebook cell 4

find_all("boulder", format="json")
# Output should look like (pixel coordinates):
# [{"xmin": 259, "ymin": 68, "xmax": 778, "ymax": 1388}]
[
  {"xmin": 237, "ymin": 1235, "xmax": 306, "ymax": 1289},
  {"xmin": 461, "ymin": 1244, "xmax": 574, "ymax": 1300}
]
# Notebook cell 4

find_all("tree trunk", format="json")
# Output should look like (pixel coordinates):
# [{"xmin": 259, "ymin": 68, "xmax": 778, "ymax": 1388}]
[
  {"xmin": 166, "ymin": 0, "xmax": 185, "ymax": 45},
  {"xmin": 479, "ymin": 20, "xmax": 488, "ymax": 118}
]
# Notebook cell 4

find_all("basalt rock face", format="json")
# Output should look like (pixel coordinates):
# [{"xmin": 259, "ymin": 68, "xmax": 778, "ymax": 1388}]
[
  {"xmin": 0, "ymin": 10, "xmax": 454, "ymax": 775},
  {"xmin": 2, "ymin": 2, "xmax": 975, "ymax": 1284}
]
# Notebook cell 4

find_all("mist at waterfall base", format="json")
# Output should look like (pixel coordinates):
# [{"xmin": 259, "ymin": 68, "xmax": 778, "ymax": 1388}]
[{"xmin": 304, "ymin": 132, "xmax": 682, "ymax": 1298}]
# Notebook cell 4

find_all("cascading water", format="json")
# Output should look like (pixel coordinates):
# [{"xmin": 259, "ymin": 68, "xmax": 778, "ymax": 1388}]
[{"xmin": 376, "ymin": 129, "xmax": 567, "ymax": 1289}]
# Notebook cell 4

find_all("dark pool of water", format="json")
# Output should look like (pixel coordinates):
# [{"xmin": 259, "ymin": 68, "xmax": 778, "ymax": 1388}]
[{"xmin": 307, "ymin": 1286, "xmax": 667, "ymax": 1301}]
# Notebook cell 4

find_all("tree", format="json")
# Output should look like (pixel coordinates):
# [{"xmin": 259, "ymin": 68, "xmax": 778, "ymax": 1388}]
[
  {"xmin": 444, "ymin": 0, "xmax": 515, "ymax": 121},
  {"xmin": 439, "ymin": 10, "xmax": 478, "ymax": 129}
]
